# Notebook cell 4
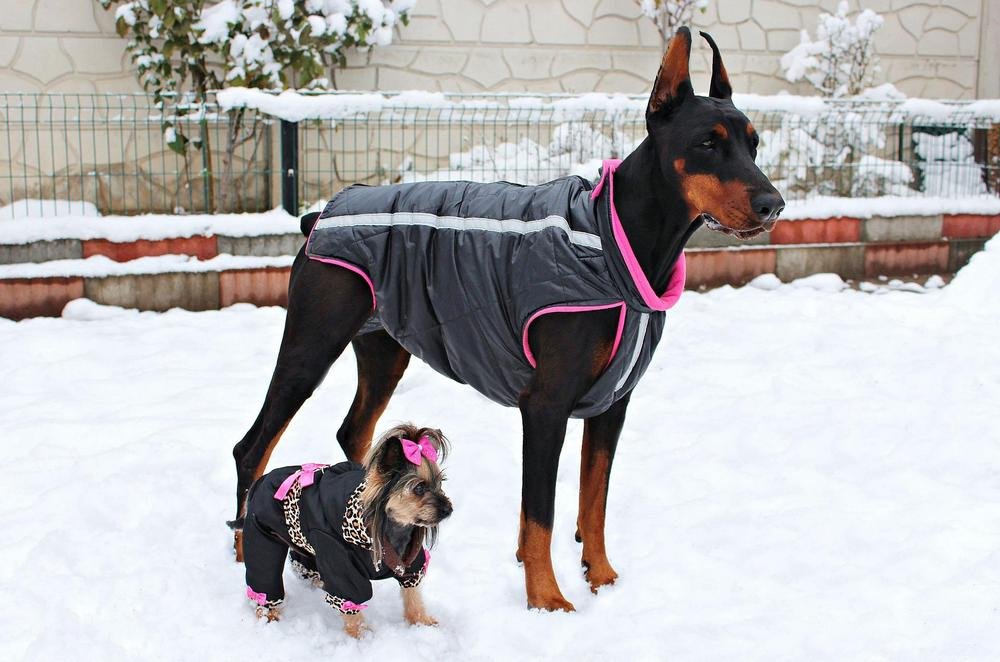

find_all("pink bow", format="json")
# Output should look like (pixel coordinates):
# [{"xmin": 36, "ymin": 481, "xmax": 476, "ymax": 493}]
[
  {"xmin": 341, "ymin": 600, "xmax": 368, "ymax": 612},
  {"xmin": 246, "ymin": 586, "xmax": 268, "ymax": 606},
  {"xmin": 274, "ymin": 463, "xmax": 328, "ymax": 500},
  {"xmin": 400, "ymin": 436, "xmax": 437, "ymax": 466}
]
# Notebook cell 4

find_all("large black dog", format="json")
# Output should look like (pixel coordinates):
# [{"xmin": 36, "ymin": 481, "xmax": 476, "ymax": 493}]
[{"xmin": 231, "ymin": 28, "xmax": 783, "ymax": 612}]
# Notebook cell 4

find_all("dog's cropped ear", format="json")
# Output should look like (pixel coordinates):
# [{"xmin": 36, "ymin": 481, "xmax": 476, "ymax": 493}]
[
  {"xmin": 648, "ymin": 26, "xmax": 694, "ymax": 116},
  {"xmin": 699, "ymin": 31, "xmax": 732, "ymax": 99}
]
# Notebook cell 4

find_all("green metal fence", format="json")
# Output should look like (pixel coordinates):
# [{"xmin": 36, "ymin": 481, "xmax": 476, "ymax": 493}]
[
  {"xmin": 1, "ymin": 92, "xmax": 997, "ymax": 219},
  {"xmin": 0, "ymin": 93, "xmax": 273, "ymax": 217}
]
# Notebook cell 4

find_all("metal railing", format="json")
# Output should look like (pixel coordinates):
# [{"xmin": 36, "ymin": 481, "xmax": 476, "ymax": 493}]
[{"xmin": 1, "ymin": 92, "xmax": 997, "ymax": 218}]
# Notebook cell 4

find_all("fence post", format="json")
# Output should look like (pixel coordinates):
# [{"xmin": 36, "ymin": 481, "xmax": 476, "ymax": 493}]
[{"xmin": 280, "ymin": 119, "xmax": 298, "ymax": 215}]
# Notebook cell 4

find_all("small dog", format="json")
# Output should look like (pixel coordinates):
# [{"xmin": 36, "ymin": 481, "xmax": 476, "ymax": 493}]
[{"xmin": 240, "ymin": 423, "xmax": 452, "ymax": 638}]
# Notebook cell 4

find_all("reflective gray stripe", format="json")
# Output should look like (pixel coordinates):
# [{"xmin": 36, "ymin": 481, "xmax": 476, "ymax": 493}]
[
  {"xmin": 615, "ymin": 312, "xmax": 649, "ymax": 392},
  {"xmin": 315, "ymin": 212, "xmax": 602, "ymax": 251}
]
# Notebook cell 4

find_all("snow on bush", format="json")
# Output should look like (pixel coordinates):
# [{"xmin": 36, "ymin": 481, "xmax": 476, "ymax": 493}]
[
  {"xmin": 398, "ymin": 122, "xmax": 639, "ymax": 186},
  {"xmin": 914, "ymin": 131, "xmax": 987, "ymax": 197},
  {"xmin": 637, "ymin": 0, "xmax": 710, "ymax": 43},
  {"xmin": 757, "ymin": 104, "xmax": 914, "ymax": 198},
  {"xmin": 781, "ymin": 1, "xmax": 883, "ymax": 98},
  {"xmin": 102, "ymin": 0, "xmax": 415, "ymax": 95}
]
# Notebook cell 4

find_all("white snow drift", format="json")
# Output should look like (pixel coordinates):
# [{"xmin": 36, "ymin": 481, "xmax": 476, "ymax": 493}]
[{"xmin": 1, "ymin": 236, "xmax": 999, "ymax": 660}]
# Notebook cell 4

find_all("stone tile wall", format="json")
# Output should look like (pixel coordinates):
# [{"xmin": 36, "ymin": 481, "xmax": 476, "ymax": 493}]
[{"xmin": 0, "ymin": 0, "xmax": 995, "ymax": 99}]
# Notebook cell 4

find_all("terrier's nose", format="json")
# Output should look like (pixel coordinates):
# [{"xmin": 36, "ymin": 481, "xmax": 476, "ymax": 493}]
[
  {"xmin": 752, "ymin": 192, "xmax": 785, "ymax": 224},
  {"xmin": 437, "ymin": 498, "xmax": 453, "ymax": 519}
]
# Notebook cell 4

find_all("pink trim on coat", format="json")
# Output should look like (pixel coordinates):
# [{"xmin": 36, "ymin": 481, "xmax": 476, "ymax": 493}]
[
  {"xmin": 522, "ymin": 302, "xmax": 627, "ymax": 369},
  {"xmin": 590, "ymin": 159, "xmax": 686, "ymax": 311},
  {"xmin": 306, "ymin": 256, "xmax": 377, "ymax": 311},
  {"xmin": 305, "ymin": 211, "xmax": 377, "ymax": 310}
]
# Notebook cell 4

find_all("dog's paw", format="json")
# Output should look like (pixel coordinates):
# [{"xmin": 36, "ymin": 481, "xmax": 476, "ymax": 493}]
[
  {"xmin": 342, "ymin": 614, "xmax": 370, "ymax": 639},
  {"xmin": 527, "ymin": 594, "xmax": 576, "ymax": 612},
  {"xmin": 584, "ymin": 562, "xmax": 619, "ymax": 593},
  {"xmin": 255, "ymin": 605, "xmax": 282, "ymax": 622},
  {"xmin": 405, "ymin": 611, "xmax": 439, "ymax": 627}
]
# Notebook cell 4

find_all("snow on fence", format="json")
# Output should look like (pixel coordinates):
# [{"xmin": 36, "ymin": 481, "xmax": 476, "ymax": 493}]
[{"xmin": 2, "ymin": 90, "xmax": 998, "ymax": 219}]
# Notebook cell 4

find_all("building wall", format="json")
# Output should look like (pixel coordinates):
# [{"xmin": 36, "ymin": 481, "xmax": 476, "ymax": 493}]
[{"xmin": 0, "ymin": 0, "xmax": 994, "ymax": 98}]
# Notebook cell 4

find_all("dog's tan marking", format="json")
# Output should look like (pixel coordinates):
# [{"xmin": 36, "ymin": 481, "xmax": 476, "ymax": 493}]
[
  {"xmin": 520, "ymin": 517, "xmax": 575, "ymax": 611},
  {"xmin": 341, "ymin": 612, "xmax": 369, "ymax": 639},
  {"xmin": 746, "ymin": 122, "xmax": 756, "ymax": 137},
  {"xmin": 674, "ymin": 160, "xmax": 755, "ymax": 230},
  {"xmin": 577, "ymin": 445, "xmax": 618, "ymax": 593},
  {"xmin": 255, "ymin": 421, "xmax": 291, "ymax": 479},
  {"xmin": 234, "ymin": 530, "xmax": 245, "ymax": 563},
  {"xmin": 345, "ymin": 348, "xmax": 412, "ymax": 462},
  {"xmin": 713, "ymin": 123, "xmax": 729, "ymax": 140},
  {"xmin": 402, "ymin": 586, "xmax": 438, "ymax": 626}
]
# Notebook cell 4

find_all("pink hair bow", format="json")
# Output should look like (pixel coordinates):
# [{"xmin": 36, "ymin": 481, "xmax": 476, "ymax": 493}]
[
  {"xmin": 246, "ymin": 586, "xmax": 268, "ymax": 606},
  {"xmin": 274, "ymin": 462, "xmax": 328, "ymax": 500},
  {"xmin": 400, "ymin": 436, "xmax": 437, "ymax": 466}
]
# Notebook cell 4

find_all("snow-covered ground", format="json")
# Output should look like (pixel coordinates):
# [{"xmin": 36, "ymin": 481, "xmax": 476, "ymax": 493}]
[{"xmin": 2, "ymin": 237, "xmax": 999, "ymax": 661}]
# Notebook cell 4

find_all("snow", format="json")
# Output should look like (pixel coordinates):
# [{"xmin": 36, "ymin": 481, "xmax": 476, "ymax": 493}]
[
  {"xmin": 215, "ymin": 88, "xmax": 1000, "ymax": 123},
  {"xmin": 782, "ymin": 195, "xmax": 1000, "ymax": 220},
  {"xmin": 0, "ymin": 254, "xmax": 294, "ymax": 280},
  {"xmin": 0, "ymin": 197, "xmax": 995, "ymax": 249},
  {"xmin": 195, "ymin": 0, "xmax": 239, "ymax": 44},
  {"xmin": 2, "ymin": 236, "xmax": 1000, "ymax": 659},
  {"xmin": 0, "ymin": 199, "xmax": 101, "ymax": 220},
  {"xmin": 0, "ymin": 208, "xmax": 298, "ymax": 245}
]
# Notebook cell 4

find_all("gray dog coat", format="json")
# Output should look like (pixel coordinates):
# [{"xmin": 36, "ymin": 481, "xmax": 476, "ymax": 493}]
[{"xmin": 305, "ymin": 159, "xmax": 686, "ymax": 418}]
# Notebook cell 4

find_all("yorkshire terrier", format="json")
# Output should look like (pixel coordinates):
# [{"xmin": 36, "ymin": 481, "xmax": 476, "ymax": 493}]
[{"xmin": 239, "ymin": 423, "xmax": 452, "ymax": 638}]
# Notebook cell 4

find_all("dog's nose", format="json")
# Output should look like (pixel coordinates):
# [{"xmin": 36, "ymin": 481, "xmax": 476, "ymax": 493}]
[
  {"xmin": 437, "ymin": 498, "xmax": 453, "ymax": 519},
  {"xmin": 752, "ymin": 192, "xmax": 785, "ymax": 225}
]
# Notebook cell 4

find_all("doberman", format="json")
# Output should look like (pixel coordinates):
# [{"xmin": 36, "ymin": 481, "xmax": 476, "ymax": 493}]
[{"xmin": 230, "ymin": 27, "xmax": 784, "ymax": 612}]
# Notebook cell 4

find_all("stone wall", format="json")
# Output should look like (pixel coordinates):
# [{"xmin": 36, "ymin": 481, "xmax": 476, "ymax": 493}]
[{"xmin": 0, "ymin": 0, "xmax": 996, "ymax": 99}]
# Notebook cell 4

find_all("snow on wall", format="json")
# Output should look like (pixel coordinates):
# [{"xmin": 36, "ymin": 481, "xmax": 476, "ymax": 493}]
[
  {"xmin": 0, "ymin": 208, "xmax": 298, "ymax": 245},
  {"xmin": 217, "ymin": 87, "xmax": 1000, "ymax": 123}
]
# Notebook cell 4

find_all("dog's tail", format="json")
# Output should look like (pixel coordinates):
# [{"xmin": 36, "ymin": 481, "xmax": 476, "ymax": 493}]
[{"xmin": 300, "ymin": 211, "xmax": 321, "ymax": 237}]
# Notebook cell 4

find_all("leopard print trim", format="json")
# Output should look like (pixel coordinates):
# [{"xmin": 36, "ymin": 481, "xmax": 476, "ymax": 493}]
[
  {"xmin": 397, "ymin": 570, "xmax": 424, "ymax": 588},
  {"xmin": 341, "ymin": 480, "xmax": 372, "ymax": 551},
  {"xmin": 290, "ymin": 559, "xmax": 323, "ymax": 588},
  {"xmin": 281, "ymin": 481, "xmax": 316, "ymax": 556},
  {"xmin": 325, "ymin": 594, "xmax": 364, "ymax": 615}
]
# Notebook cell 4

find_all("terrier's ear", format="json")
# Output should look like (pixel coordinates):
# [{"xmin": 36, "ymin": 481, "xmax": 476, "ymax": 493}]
[
  {"xmin": 700, "ymin": 31, "xmax": 732, "ymax": 99},
  {"xmin": 374, "ymin": 437, "xmax": 406, "ymax": 474},
  {"xmin": 648, "ymin": 26, "xmax": 694, "ymax": 116}
]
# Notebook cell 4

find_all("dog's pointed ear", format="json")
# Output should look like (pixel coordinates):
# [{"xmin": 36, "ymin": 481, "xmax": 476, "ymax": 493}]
[
  {"xmin": 648, "ymin": 26, "xmax": 694, "ymax": 116},
  {"xmin": 377, "ymin": 437, "xmax": 405, "ymax": 472},
  {"xmin": 699, "ymin": 31, "xmax": 732, "ymax": 99}
]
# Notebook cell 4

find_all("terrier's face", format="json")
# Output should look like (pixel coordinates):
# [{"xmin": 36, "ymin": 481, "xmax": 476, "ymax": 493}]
[
  {"xmin": 365, "ymin": 426, "xmax": 453, "ymax": 530},
  {"xmin": 384, "ymin": 459, "xmax": 452, "ymax": 528}
]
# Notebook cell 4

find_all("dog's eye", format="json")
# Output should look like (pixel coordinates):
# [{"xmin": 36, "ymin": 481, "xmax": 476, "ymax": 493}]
[
  {"xmin": 413, "ymin": 483, "xmax": 426, "ymax": 496},
  {"xmin": 700, "ymin": 138, "xmax": 715, "ymax": 150}
]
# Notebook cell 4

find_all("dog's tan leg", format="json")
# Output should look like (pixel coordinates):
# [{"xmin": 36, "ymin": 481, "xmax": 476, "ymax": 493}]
[
  {"xmin": 336, "ymin": 331, "xmax": 411, "ymax": 463},
  {"xmin": 577, "ymin": 394, "xmax": 630, "ymax": 593},
  {"xmin": 520, "ymin": 517, "xmax": 574, "ymax": 611},
  {"xmin": 341, "ymin": 612, "xmax": 369, "ymax": 639},
  {"xmin": 402, "ymin": 586, "xmax": 438, "ymax": 626}
]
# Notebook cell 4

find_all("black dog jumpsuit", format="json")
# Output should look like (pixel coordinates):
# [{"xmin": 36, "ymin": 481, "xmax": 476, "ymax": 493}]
[{"xmin": 242, "ymin": 461, "xmax": 428, "ymax": 615}]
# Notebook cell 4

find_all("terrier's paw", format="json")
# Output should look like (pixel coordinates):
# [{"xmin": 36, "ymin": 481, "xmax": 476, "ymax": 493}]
[
  {"xmin": 255, "ymin": 605, "xmax": 281, "ymax": 622},
  {"xmin": 342, "ymin": 613, "xmax": 370, "ymax": 639},
  {"xmin": 406, "ymin": 611, "xmax": 439, "ymax": 627}
]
